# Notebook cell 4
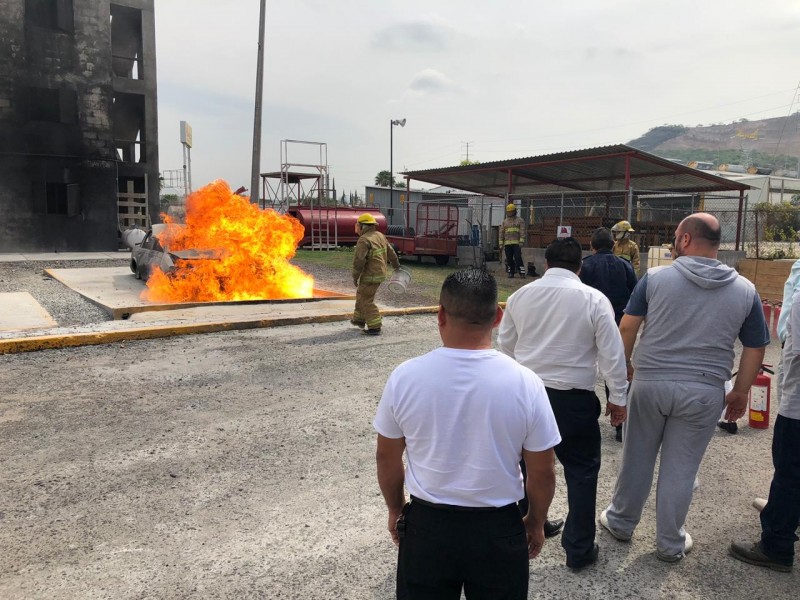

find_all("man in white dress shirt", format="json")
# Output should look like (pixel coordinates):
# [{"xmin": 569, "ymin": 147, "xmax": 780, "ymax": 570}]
[{"xmin": 498, "ymin": 237, "xmax": 628, "ymax": 570}]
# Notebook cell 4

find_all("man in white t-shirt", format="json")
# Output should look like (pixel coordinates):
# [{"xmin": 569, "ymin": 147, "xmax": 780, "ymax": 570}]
[{"xmin": 375, "ymin": 268, "xmax": 561, "ymax": 599}]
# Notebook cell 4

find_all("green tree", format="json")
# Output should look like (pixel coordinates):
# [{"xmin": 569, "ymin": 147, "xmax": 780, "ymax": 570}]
[
  {"xmin": 754, "ymin": 201, "xmax": 800, "ymax": 242},
  {"xmin": 374, "ymin": 170, "xmax": 400, "ymax": 187},
  {"xmin": 459, "ymin": 159, "xmax": 481, "ymax": 166}
]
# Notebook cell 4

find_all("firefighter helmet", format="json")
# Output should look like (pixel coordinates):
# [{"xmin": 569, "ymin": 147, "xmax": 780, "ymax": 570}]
[
  {"xmin": 506, "ymin": 203, "xmax": 516, "ymax": 213},
  {"xmin": 357, "ymin": 213, "xmax": 378, "ymax": 225},
  {"xmin": 611, "ymin": 220, "xmax": 634, "ymax": 233}
]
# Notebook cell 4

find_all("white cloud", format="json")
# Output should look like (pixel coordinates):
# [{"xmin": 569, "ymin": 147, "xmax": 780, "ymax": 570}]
[
  {"xmin": 372, "ymin": 18, "xmax": 456, "ymax": 53},
  {"xmin": 154, "ymin": 0, "xmax": 800, "ymax": 196},
  {"xmin": 407, "ymin": 69, "xmax": 459, "ymax": 96}
]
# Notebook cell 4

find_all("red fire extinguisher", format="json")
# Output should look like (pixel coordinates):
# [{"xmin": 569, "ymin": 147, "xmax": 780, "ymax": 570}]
[
  {"xmin": 748, "ymin": 364, "xmax": 773, "ymax": 429},
  {"xmin": 762, "ymin": 301, "xmax": 773, "ymax": 334}
]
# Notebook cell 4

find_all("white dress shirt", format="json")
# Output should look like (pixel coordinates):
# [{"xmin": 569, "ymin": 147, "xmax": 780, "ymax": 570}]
[{"xmin": 497, "ymin": 267, "xmax": 628, "ymax": 406}]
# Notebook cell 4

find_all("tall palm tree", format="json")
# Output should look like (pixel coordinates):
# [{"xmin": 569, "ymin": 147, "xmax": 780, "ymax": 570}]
[{"xmin": 374, "ymin": 170, "xmax": 396, "ymax": 187}]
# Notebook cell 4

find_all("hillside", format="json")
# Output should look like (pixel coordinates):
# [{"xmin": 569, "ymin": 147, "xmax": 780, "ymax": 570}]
[{"xmin": 628, "ymin": 113, "xmax": 800, "ymax": 173}]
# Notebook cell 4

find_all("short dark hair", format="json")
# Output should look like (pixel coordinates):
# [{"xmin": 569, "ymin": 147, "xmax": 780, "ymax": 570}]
[
  {"xmin": 545, "ymin": 237, "xmax": 582, "ymax": 272},
  {"xmin": 440, "ymin": 268, "xmax": 498, "ymax": 326},
  {"xmin": 591, "ymin": 227, "xmax": 614, "ymax": 251},
  {"xmin": 682, "ymin": 215, "xmax": 721, "ymax": 246}
]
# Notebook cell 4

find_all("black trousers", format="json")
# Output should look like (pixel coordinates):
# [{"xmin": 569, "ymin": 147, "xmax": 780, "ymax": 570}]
[
  {"xmin": 397, "ymin": 500, "xmax": 528, "ymax": 600},
  {"xmin": 546, "ymin": 387, "xmax": 601, "ymax": 563},
  {"xmin": 760, "ymin": 414, "xmax": 800, "ymax": 566},
  {"xmin": 504, "ymin": 245, "xmax": 524, "ymax": 275}
]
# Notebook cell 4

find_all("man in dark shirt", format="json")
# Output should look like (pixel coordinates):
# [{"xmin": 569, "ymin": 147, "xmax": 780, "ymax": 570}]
[
  {"xmin": 580, "ymin": 227, "xmax": 637, "ymax": 324},
  {"xmin": 580, "ymin": 227, "xmax": 637, "ymax": 441}
]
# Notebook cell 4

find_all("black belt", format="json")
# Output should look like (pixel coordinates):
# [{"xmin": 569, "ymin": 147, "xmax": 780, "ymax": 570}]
[
  {"xmin": 545, "ymin": 386, "xmax": 594, "ymax": 396},
  {"xmin": 410, "ymin": 495, "xmax": 516, "ymax": 513}
]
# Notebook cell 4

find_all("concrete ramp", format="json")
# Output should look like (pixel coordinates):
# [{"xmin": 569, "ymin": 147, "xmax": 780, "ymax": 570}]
[
  {"xmin": 44, "ymin": 267, "xmax": 355, "ymax": 319},
  {"xmin": 0, "ymin": 292, "xmax": 58, "ymax": 331}
]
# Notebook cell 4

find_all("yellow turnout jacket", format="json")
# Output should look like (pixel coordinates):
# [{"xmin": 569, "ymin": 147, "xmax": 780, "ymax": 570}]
[
  {"xmin": 499, "ymin": 216, "xmax": 526, "ymax": 246},
  {"xmin": 352, "ymin": 227, "xmax": 400, "ymax": 285},
  {"xmin": 613, "ymin": 238, "xmax": 640, "ymax": 272}
]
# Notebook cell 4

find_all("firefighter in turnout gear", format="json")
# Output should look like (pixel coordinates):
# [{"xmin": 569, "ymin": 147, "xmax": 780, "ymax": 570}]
[
  {"xmin": 500, "ymin": 203, "xmax": 526, "ymax": 278},
  {"xmin": 611, "ymin": 220, "xmax": 640, "ymax": 274},
  {"xmin": 351, "ymin": 213, "xmax": 400, "ymax": 335}
]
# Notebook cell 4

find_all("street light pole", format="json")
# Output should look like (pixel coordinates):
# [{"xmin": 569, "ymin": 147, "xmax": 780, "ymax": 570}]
[
  {"xmin": 390, "ymin": 118, "xmax": 406, "ymax": 226},
  {"xmin": 249, "ymin": 0, "xmax": 266, "ymax": 205}
]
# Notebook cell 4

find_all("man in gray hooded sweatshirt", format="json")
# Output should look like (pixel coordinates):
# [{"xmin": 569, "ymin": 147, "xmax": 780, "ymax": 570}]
[{"xmin": 600, "ymin": 213, "xmax": 769, "ymax": 562}]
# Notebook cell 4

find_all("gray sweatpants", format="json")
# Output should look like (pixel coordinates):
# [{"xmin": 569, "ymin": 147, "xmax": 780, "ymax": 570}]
[{"xmin": 605, "ymin": 378, "xmax": 724, "ymax": 556}]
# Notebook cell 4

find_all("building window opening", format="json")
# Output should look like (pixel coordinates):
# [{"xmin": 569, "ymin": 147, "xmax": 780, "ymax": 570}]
[
  {"xmin": 28, "ymin": 87, "xmax": 77, "ymax": 124},
  {"xmin": 113, "ymin": 93, "xmax": 146, "ymax": 163},
  {"xmin": 45, "ymin": 182, "xmax": 80, "ymax": 216},
  {"xmin": 26, "ymin": 0, "xmax": 74, "ymax": 33},
  {"xmin": 29, "ymin": 88, "xmax": 60, "ymax": 122},
  {"xmin": 46, "ymin": 182, "xmax": 67, "ymax": 214},
  {"xmin": 110, "ymin": 4, "xmax": 143, "ymax": 80}
]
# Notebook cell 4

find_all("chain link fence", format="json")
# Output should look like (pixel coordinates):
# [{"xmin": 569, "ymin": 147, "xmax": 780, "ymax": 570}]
[
  {"xmin": 462, "ymin": 189, "xmax": 800, "ymax": 259},
  {"xmin": 369, "ymin": 188, "xmax": 800, "ymax": 263}
]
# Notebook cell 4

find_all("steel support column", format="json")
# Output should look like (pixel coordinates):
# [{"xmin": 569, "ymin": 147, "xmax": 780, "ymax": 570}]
[{"xmin": 735, "ymin": 189, "xmax": 744, "ymax": 251}]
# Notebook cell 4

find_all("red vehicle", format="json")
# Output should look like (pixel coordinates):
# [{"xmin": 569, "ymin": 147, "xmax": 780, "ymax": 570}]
[{"xmin": 386, "ymin": 202, "xmax": 459, "ymax": 266}]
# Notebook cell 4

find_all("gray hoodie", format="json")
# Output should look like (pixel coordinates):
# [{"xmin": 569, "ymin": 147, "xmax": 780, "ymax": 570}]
[{"xmin": 631, "ymin": 256, "xmax": 767, "ymax": 387}]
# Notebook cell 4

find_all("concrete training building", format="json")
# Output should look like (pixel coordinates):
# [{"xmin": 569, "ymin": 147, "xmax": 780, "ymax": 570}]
[{"xmin": 0, "ymin": 0, "xmax": 159, "ymax": 252}]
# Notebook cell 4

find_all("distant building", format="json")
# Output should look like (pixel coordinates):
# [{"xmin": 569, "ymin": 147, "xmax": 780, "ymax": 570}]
[
  {"xmin": 704, "ymin": 172, "xmax": 800, "ymax": 206},
  {"xmin": 0, "ymin": 0, "xmax": 159, "ymax": 252}
]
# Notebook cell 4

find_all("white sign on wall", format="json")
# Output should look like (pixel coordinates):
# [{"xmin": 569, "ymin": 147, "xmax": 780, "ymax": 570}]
[{"xmin": 557, "ymin": 225, "xmax": 572, "ymax": 239}]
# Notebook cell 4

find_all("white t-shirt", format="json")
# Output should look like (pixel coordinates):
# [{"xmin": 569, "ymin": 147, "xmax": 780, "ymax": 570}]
[{"xmin": 374, "ymin": 347, "xmax": 561, "ymax": 508}]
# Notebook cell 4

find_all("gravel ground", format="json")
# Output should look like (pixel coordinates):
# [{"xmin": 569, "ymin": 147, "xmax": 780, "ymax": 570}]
[
  {"xmin": 0, "ymin": 260, "xmax": 122, "ymax": 328},
  {"xmin": 0, "ymin": 257, "xmax": 796, "ymax": 598},
  {"xmin": 0, "ymin": 256, "xmax": 437, "ymax": 335}
]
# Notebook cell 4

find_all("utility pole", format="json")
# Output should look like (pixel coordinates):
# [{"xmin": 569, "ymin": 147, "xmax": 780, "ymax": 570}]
[
  {"xmin": 461, "ymin": 141, "xmax": 473, "ymax": 163},
  {"xmin": 249, "ymin": 0, "xmax": 266, "ymax": 206}
]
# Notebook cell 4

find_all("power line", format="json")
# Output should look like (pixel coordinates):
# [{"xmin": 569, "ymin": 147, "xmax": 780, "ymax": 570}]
[{"xmin": 771, "ymin": 80, "xmax": 800, "ymax": 154}]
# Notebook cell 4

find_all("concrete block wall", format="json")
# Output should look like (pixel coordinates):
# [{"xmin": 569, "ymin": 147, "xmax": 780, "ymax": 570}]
[
  {"xmin": 0, "ymin": 0, "xmax": 158, "ymax": 252},
  {"xmin": 457, "ymin": 245, "xmax": 483, "ymax": 267}
]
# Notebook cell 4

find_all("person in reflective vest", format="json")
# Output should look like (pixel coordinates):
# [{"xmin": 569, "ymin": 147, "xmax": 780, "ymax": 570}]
[
  {"xmin": 500, "ymin": 203, "xmax": 526, "ymax": 278},
  {"xmin": 351, "ymin": 213, "xmax": 400, "ymax": 335}
]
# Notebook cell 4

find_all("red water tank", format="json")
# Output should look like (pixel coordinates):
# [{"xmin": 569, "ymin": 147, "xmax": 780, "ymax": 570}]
[{"xmin": 287, "ymin": 207, "xmax": 387, "ymax": 247}]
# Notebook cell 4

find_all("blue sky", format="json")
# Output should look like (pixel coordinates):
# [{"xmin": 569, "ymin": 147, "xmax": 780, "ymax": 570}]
[{"xmin": 154, "ymin": 0, "xmax": 800, "ymax": 198}]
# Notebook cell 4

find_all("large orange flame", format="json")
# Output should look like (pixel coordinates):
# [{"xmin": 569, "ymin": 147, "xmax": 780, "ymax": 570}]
[{"xmin": 144, "ymin": 179, "xmax": 314, "ymax": 302}]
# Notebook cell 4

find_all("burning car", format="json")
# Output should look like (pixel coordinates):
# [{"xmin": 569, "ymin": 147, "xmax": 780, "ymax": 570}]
[{"xmin": 130, "ymin": 224, "xmax": 222, "ymax": 281}]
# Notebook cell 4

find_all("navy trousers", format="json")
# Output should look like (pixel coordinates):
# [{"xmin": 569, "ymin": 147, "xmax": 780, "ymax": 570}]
[
  {"xmin": 546, "ymin": 387, "xmax": 601, "ymax": 565},
  {"xmin": 504, "ymin": 245, "xmax": 524, "ymax": 275},
  {"xmin": 760, "ymin": 414, "xmax": 800, "ymax": 566}
]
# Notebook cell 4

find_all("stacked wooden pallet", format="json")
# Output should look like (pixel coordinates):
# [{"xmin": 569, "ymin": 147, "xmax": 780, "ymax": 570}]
[
  {"xmin": 737, "ymin": 259, "xmax": 795, "ymax": 303},
  {"xmin": 527, "ymin": 216, "xmax": 604, "ymax": 249},
  {"xmin": 635, "ymin": 221, "xmax": 678, "ymax": 253}
]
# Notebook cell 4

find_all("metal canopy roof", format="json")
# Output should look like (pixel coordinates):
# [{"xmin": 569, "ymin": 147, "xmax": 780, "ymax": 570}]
[
  {"xmin": 261, "ymin": 171, "xmax": 320, "ymax": 184},
  {"xmin": 401, "ymin": 144, "xmax": 749, "ymax": 196}
]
